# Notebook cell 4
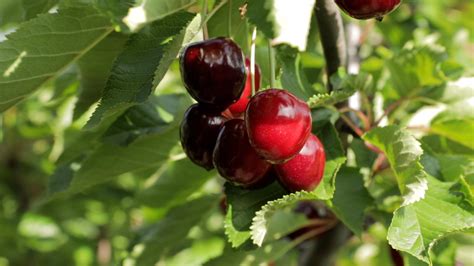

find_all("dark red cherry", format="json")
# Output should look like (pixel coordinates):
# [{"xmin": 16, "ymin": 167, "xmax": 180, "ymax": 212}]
[
  {"xmin": 335, "ymin": 0, "xmax": 401, "ymax": 20},
  {"xmin": 275, "ymin": 134, "xmax": 326, "ymax": 192},
  {"xmin": 180, "ymin": 37, "xmax": 246, "ymax": 110},
  {"xmin": 245, "ymin": 89, "xmax": 312, "ymax": 163},
  {"xmin": 389, "ymin": 247, "xmax": 404, "ymax": 266},
  {"xmin": 213, "ymin": 119, "xmax": 273, "ymax": 188},
  {"xmin": 180, "ymin": 104, "xmax": 226, "ymax": 170},
  {"xmin": 228, "ymin": 58, "xmax": 261, "ymax": 115},
  {"xmin": 288, "ymin": 201, "xmax": 322, "ymax": 239}
]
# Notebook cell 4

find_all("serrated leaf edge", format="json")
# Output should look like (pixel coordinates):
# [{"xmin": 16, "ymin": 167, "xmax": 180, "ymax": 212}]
[{"xmin": 250, "ymin": 191, "xmax": 316, "ymax": 247}]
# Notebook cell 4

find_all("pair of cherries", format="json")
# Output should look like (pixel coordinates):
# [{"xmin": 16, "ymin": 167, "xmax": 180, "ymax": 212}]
[
  {"xmin": 179, "ymin": 37, "xmax": 325, "ymax": 192},
  {"xmin": 335, "ymin": 0, "xmax": 401, "ymax": 20}
]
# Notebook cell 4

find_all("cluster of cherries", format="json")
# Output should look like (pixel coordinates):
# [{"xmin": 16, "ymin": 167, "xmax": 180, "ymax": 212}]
[
  {"xmin": 179, "ymin": 37, "xmax": 325, "ymax": 192},
  {"xmin": 335, "ymin": 0, "xmax": 401, "ymax": 20}
]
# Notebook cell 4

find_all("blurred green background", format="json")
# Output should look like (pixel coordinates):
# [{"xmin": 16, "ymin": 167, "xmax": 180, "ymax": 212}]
[{"xmin": 0, "ymin": 0, "xmax": 473, "ymax": 265}]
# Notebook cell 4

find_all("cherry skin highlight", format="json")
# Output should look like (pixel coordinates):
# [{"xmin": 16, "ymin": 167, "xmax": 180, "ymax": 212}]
[
  {"xmin": 180, "ymin": 37, "xmax": 246, "ymax": 110},
  {"xmin": 180, "ymin": 104, "xmax": 226, "ymax": 170},
  {"xmin": 213, "ymin": 119, "xmax": 273, "ymax": 188},
  {"xmin": 275, "ymin": 134, "xmax": 326, "ymax": 192},
  {"xmin": 245, "ymin": 89, "xmax": 312, "ymax": 163},
  {"xmin": 335, "ymin": 0, "xmax": 401, "ymax": 20},
  {"xmin": 228, "ymin": 58, "xmax": 261, "ymax": 116}
]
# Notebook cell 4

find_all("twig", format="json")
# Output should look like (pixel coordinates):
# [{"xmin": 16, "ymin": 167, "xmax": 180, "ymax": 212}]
[
  {"xmin": 360, "ymin": 92, "xmax": 374, "ymax": 124},
  {"xmin": 374, "ymin": 98, "xmax": 405, "ymax": 126},
  {"xmin": 315, "ymin": 0, "xmax": 347, "ymax": 91},
  {"xmin": 339, "ymin": 107, "xmax": 370, "ymax": 131},
  {"xmin": 340, "ymin": 113, "xmax": 364, "ymax": 137}
]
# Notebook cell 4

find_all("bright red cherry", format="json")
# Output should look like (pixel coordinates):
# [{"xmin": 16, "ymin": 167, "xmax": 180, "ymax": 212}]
[
  {"xmin": 180, "ymin": 104, "xmax": 226, "ymax": 170},
  {"xmin": 180, "ymin": 37, "xmax": 246, "ymax": 110},
  {"xmin": 245, "ymin": 89, "xmax": 312, "ymax": 163},
  {"xmin": 335, "ymin": 0, "xmax": 401, "ymax": 20},
  {"xmin": 213, "ymin": 119, "xmax": 273, "ymax": 188},
  {"xmin": 275, "ymin": 134, "xmax": 326, "ymax": 192},
  {"xmin": 228, "ymin": 58, "xmax": 261, "ymax": 115}
]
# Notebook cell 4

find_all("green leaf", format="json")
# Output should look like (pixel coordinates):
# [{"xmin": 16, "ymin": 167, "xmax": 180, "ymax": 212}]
[
  {"xmin": 307, "ymin": 70, "xmax": 372, "ymax": 108},
  {"xmin": 420, "ymin": 140, "xmax": 474, "ymax": 184},
  {"xmin": 137, "ymin": 195, "xmax": 218, "ymax": 265},
  {"xmin": 312, "ymin": 121, "xmax": 346, "ymax": 198},
  {"xmin": 138, "ymin": 158, "xmax": 217, "ymax": 210},
  {"xmin": 101, "ymin": 93, "xmax": 190, "ymax": 145},
  {"xmin": 387, "ymin": 175, "xmax": 474, "ymax": 263},
  {"xmin": 224, "ymin": 182, "xmax": 287, "ymax": 248},
  {"xmin": 123, "ymin": 0, "xmax": 197, "ymax": 31},
  {"xmin": 22, "ymin": 0, "xmax": 59, "ymax": 20},
  {"xmin": 350, "ymin": 138, "xmax": 378, "ymax": 169},
  {"xmin": 249, "ymin": 122, "xmax": 345, "ymax": 246},
  {"xmin": 251, "ymin": 191, "xmax": 316, "ymax": 246},
  {"xmin": 366, "ymin": 168, "xmax": 403, "ymax": 213},
  {"xmin": 163, "ymin": 237, "xmax": 225, "ymax": 266},
  {"xmin": 246, "ymin": 0, "xmax": 278, "ymax": 39},
  {"xmin": 49, "ymin": 126, "xmax": 179, "ymax": 197},
  {"xmin": 224, "ymin": 207, "xmax": 252, "ymax": 248},
  {"xmin": 363, "ymin": 126, "xmax": 429, "ymax": 205},
  {"xmin": 0, "ymin": 5, "xmax": 113, "ymax": 112},
  {"xmin": 422, "ymin": 78, "xmax": 474, "ymax": 104},
  {"xmin": 207, "ymin": 0, "xmax": 249, "ymax": 53},
  {"xmin": 276, "ymin": 44, "xmax": 314, "ymax": 99},
  {"xmin": 0, "ymin": 0, "xmax": 24, "ymax": 28},
  {"xmin": 330, "ymin": 167, "xmax": 373, "ymax": 236},
  {"xmin": 74, "ymin": 32, "xmax": 128, "ymax": 119},
  {"xmin": 152, "ymin": 13, "xmax": 202, "ymax": 88},
  {"xmin": 386, "ymin": 45, "xmax": 447, "ymax": 98},
  {"xmin": 205, "ymin": 240, "xmax": 295, "ymax": 266},
  {"xmin": 420, "ymin": 135, "xmax": 474, "ymax": 156},
  {"xmin": 436, "ymin": 155, "xmax": 474, "ymax": 183},
  {"xmin": 86, "ymin": 12, "xmax": 196, "ymax": 129},
  {"xmin": 430, "ymin": 102, "xmax": 474, "ymax": 149}
]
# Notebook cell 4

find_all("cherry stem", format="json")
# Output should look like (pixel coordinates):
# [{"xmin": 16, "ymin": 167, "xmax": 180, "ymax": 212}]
[
  {"xmin": 268, "ymin": 40, "xmax": 276, "ymax": 88},
  {"xmin": 360, "ymin": 92, "xmax": 373, "ymax": 124},
  {"xmin": 201, "ymin": 0, "xmax": 209, "ymax": 40},
  {"xmin": 227, "ymin": 0, "xmax": 232, "ymax": 37},
  {"xmin": 250, "ymin": 27, "xmax": 257, "ymax": 96},
  {"xmin": 201, "ymin": 0, "xmax": 228, "ymax": 32},
  {"xmin": 292, "ymin": 219, "xmax": 339, "ymax": 246}
]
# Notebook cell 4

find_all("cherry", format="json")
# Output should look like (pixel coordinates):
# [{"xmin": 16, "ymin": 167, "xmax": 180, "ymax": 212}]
[
  {"xmin": 228, "ymin": 58, "xmax": 261, "ymax": 115},
  {"xmin": 245, "ymin": 89, "xmax": 312, "ymax": 163},
  {"xmin": 275, "ymin": 134, "xmax": 326, "ymax": 192},
  {"xmin": 180, "ymin": 104, "xmax": 226, "ymax": 170},
  {"xmin": 213, "ymin": 119, "xmax": 273, "ymax": 188},
  {"xmin": 389, "ymin": 247, "xmax": 404, "ymax": 266},
  {"xmin": 288, "ymin": 201, "xmax": 322, "ymax": 240},
  {"xmin": 180, "ymin": 37, "xmax": 246, "ymax": 110},
  {"xmin": 335, "ymin": 0, "xmax": 401, "ymax": 20}
]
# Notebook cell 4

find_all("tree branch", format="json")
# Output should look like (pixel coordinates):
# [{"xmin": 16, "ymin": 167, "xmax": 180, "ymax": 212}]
[
  {"xmin": 315, "ymin": 0, "xmax": 347, "ymax": 91},
  {"xmin": 300, "ymin": 2, "xmax": 352, "ymax": 266}
]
